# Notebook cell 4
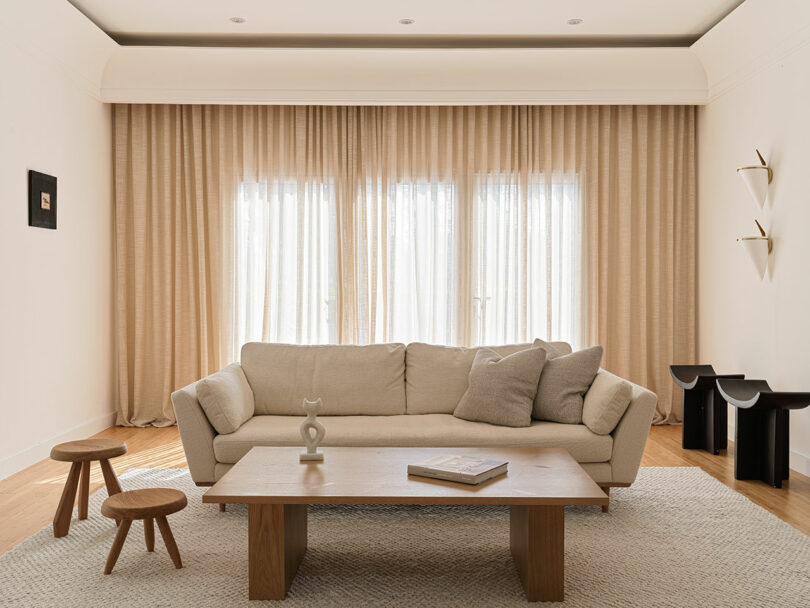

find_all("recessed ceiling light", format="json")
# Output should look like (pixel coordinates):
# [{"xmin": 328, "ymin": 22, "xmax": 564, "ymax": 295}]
[
  {"xmin": 567, "ymin": 18, "xmax": 583, "ymax": 25},
  {"xmin": 398, "ymin": 18, "xmax": 415, "ymax": 25},
  {"xmin": 230, "ymin": 17, "xmax": 246, "ymax": 24}
]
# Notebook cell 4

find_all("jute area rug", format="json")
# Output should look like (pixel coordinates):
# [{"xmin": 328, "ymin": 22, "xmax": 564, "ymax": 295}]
[{"xmin": 1, "ymin": 467, "xmax": 809, "ymax": 607}]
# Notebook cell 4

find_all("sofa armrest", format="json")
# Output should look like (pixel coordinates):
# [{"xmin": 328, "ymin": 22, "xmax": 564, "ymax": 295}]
[
  {"xmin": 171, "ymin": 381, "xmax": 217, "ymax": 485},
  {"xmin": 609, "ymin": 381, "xmax": 657, "ymax": 485}
]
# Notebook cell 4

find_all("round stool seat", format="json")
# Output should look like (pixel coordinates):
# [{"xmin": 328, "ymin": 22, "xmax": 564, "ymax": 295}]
[
  {"xmin": 50, "ymin": 439, "xmax": 127, "ymax": 462},
  {"xmin": 102, "ymin": 488, "xmax": 187, "ymax": 520}
]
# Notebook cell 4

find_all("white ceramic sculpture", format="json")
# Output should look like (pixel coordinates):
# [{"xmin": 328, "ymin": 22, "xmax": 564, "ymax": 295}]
[{"xmin": 300, "ymin": 398, "xmax": 326, "ymax": 462}]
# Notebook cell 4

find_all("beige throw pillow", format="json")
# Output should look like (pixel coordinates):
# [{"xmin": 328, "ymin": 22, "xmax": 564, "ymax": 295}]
[
  {"xmin": 197, "ymin": 363, "xmax": 255, "ymax": 434},
  {"xmin": 582, "ymin": 370, "xmax": 633, "ymax": 435},
  {"xmin": 533, "ymin": 345, "xmax": 603, "ymax": 424},
  {"xmin": 453, "ymin": 346, "xmax": 547, "ymax": 428}
]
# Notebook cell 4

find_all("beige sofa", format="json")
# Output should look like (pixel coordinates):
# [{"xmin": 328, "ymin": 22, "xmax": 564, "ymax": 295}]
[{"xmin": 172, "ymin": 342, "xmax": 657, "ymax": 489}]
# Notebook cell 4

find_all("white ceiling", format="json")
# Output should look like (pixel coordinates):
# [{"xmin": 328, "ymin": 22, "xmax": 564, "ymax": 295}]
[{"xmin": 69, "ymin": 0, "xmax": 745, "ymax": 46}]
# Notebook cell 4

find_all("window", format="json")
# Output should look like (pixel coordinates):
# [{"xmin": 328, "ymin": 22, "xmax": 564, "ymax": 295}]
[
  {"xmin": 473, "ymin": 174, "xmax": 581, "ymax": 347},
  {"xmin": 360, "ymin": 181, "xmax": 457, "ymax": 345},
  {"xmin": 234, "ymin": 181, "xmax": 338, "ymax": 348},
  {"xmin": 235, "ymin": 173, "xmax": 581, "ymax": 350}
]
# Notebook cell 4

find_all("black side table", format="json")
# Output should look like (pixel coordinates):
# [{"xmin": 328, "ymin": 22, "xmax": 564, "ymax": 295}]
[
  {"xmin": 716, "ymin": 379, "xmax": 810, "ymax": 488},
  {"xmin": 670, "ymin": 365, "xmax": 744, "ymax": 454}
]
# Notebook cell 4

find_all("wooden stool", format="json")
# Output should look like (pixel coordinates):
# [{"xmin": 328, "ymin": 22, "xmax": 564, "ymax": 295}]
[
  {"xmin": 50, "ymin": 438, "xmax": 127, "ymax": 538},
  {"xmin": 101, "ymin": 488, "xmax": 187, "ymax": 574}
]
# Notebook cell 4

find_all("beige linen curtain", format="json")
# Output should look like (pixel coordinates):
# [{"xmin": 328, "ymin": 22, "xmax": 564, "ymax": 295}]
[
  {"xmin": 113, "ymin": 104, "xmax": 694, "ymax": 426},
  {"xmin": 113, "ymin": 105, "xmax": 237, "ymax": 426}
]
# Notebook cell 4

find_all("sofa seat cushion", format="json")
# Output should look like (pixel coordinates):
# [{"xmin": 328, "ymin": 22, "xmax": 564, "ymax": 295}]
[
  {"xmin": 212, "ymin": 414, "xmax": 613, "ymax": 464},
  {"xmin": 405, "ymin": 341, "xmax": 573, "ymax": 415},
  {"xmin": 241, "ymin": 342, "xmax": 406, "ymax": 416}
]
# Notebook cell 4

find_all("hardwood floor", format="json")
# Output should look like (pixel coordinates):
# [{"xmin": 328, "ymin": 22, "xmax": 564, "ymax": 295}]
[{"xmin": 1, "ymin": 424, "xmax": 808, "ymax": 557}]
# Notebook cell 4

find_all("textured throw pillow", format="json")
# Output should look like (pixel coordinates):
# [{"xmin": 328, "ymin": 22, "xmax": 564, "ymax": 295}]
[
  {"xmin": 196, "ymin": 363, "xmax": 255, "ymax": 434},
  {"xmin": 533, "ymin": 345, "xmax": 603, "ymax": 424},
  {"xmin": 582, "ymin": 370, "xmax": 633, "ymax": 435},
  {"xmin": 453, "ymin": 346, "xmax": 547, "ymax": 428}
]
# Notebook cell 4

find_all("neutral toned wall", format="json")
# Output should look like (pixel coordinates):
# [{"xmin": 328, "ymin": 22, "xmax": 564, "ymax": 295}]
[
  {"xmin": 0, "ymin": 17, "xmax": 115, "ymax": 479},
  {"xmin": 697, "ymin": 37, "xmax": 810, "ymax": 475}
]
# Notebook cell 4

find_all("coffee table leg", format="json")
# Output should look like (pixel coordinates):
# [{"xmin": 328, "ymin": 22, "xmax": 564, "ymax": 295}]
[
  {"xmin": 248, "ymin": 503, "xmax": 307, "ymax": 600},
  {"xmin": 510, "ymin": 505, "xmax": 564, "ymax": 602},
  {"xmin": 53, "ymin": 462, "xmax": 82, "ymax": 538}
]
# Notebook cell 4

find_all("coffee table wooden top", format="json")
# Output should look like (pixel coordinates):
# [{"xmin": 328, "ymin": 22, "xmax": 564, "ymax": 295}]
[{"xmin": 203, "ymin": 447, "xmax": 607, "ymax": 506}]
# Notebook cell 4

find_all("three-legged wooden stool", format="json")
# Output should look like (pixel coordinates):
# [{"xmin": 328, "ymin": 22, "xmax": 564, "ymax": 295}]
[
  {"xmin": 100, "ymin": 488, "xmax": 187, "ymax": 574},
  {"xmin": 49, "ymin": 439, "xmax": 127, "ymax": 538}
]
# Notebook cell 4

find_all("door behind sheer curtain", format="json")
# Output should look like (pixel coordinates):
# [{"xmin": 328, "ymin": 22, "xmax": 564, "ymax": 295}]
[
  {"xmin": 235, "ymin": 174, "xmax": 582, "ymax": 350},
  {"xmin": 359, "ymin": 180, "xmax": 458, "ymax": 346},
  {"xmin": 234, "ymin": 181, "xmax": 338, "ymax": 351},
  {"xmin": 472, "ymin": 173, "xmax": 582, "ymax": 348}
]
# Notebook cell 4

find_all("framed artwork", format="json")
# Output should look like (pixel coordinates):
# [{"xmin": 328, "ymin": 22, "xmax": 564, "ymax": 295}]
[{"xmin": 28, "ymin": 170, "xmax": 57, "ymax": 229}]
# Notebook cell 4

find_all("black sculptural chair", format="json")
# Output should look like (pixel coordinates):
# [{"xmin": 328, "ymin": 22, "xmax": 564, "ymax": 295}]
[
  {"xmin": 669, "ymin": 365, "xmax": 744, "ymax": 454},
  {"xmin": 716, "ymin": 378, "xmax": 810, "ymax": 488}
]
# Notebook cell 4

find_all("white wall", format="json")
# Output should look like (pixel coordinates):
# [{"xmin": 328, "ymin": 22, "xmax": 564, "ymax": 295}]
[
  {"xmin": 0, "ymin": 1, "xmax": 117, "ymax": 479},
  {"xmin": 694, "ymin": 1, "xmax": 810, "ymax": 475}
]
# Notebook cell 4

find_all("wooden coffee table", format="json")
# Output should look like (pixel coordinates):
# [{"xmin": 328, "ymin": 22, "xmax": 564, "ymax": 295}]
[{"xmin": 203, "ymin": 446, "xmax": 607, "ymax": 602}]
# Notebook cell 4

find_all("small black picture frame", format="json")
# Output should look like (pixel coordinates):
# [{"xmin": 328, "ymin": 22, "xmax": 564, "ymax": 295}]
[{"xmin": 28, "ymin": 170, "xmax": 57, "ymax": 229}]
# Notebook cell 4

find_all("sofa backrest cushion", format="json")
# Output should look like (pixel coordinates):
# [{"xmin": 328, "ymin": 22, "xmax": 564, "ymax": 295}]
[
  {"xmin": 241, "ymin": 342, "xmax": 406, "ymax": 416},
  {"xmin": 196, "ymin": 363, "xmax": 255, "ymax": 434},
  {"xmin": 405, "ymin": 341, "xmax": 572, "ymax": 415}
]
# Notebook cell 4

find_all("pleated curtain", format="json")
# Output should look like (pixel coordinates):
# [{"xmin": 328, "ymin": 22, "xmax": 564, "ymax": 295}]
[{"xmin": 113, "ymin": 104, "xmax": 694, "ymax": 426}]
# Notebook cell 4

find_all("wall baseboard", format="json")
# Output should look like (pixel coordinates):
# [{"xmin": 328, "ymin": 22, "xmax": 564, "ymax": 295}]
[
  {"xmin": 727, "ymin": 422, "xmax": 810, "ymax": 478},
  {"xmin": 0, "ymin": 411, "xmax": 117, "ymax": 481}
]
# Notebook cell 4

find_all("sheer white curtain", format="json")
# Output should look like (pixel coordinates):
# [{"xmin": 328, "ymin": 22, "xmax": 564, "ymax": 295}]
[
  {"xmin": 473, "ymin": 173, "xmax": 581, "ymax": 347},
  {"xmin": 359, "ymin": 181, "xmax": 458, "ymax": 345},
  {"xmin": 234, "ymin": 181, "xmax": 337, "ymax": 349},
  {"xmin": 237, "ymin": 173, "xmax": 580, "ymax": 351}
]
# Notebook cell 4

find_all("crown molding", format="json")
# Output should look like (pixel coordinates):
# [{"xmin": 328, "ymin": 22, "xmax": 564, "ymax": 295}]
[
  {"xmin": 691, "ymin": 0, "xmax": 810, "ymax": 104},
  {"xmin": 100, "ymin": 46, "xmax": 707, "ymax": 105},
  {"xmin": 0, "ymin": 0, "xmax": 116, "ymax": 101}
]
